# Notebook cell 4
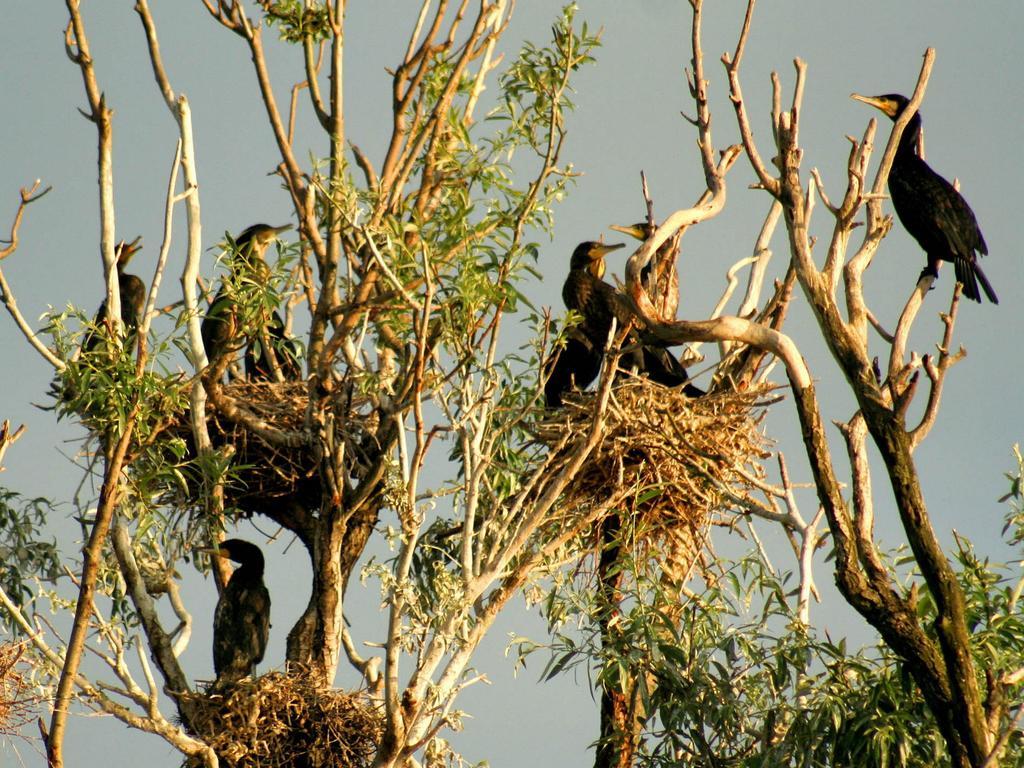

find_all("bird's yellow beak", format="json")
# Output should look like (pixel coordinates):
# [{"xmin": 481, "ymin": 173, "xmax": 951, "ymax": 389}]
[
  {"xmin": 197, "ymin": 545, "xmax": 228, "ymax": 559},
  {"xmin": 255, "ymin": 224, "xmax": 292, "ymax": 250},
  {"xmin": 609, "ymin": 223, "xmax": 647, "ymax": 241},
  {"xmin": 851, "ymin": 93, "xmax": 897, "ymax": 118}
]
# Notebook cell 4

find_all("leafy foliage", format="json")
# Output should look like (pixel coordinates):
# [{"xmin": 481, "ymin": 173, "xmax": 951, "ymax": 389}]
[
  {"xmin": 0, "ymin": 490, "xmax": 60, "ymax": 626},
  {"xmin": 526, "ymin": 459, "xmax": 1024, "ymax": 768}
]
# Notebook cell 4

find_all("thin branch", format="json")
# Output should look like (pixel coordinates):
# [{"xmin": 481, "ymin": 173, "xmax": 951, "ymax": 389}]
[
  {"xmin": 909, "ymin": 287, "xmax": 965, "ymax": 449},
  {"xmin": 135, "ymin": 139, "xmax": 183, "ymax": 365},
  {"xmin": 134, "ymin": 0, "xmax": 175, "ymax": 110},
  {"xmin": 0, "ymin": 181, "xmax": 51, "ymax": 261},
  {"xmin": 0, "ymin": 420, "xmax": 26, "ymax": 471},
  {"xmin": 65, "ymin": 1, "xmax": 120, "ymax": 340},
  {"xmin": 0, "ymin": 182, "xmax": 64, "ymax": 370},
  {"xmin": 721, "ymin": 0, "xmax": 779, "ymax": 195},
  {"xmin": 888, "ymin": 274, "xmax": 934, "ymax": 387},
  {"xmin": 110, "ymin": 522, "xmax": 193, "ymax": 700}
]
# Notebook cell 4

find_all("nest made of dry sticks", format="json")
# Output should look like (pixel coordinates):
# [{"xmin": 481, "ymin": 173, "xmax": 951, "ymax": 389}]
[
  {"xmin": 181, "ymin": 672, "xmax": 381, "ymax": 768},
  {"xmin": 0, "ymin": 641, "xmax": 39, "ymax": 738},
  {"xmin": 536, "ymin": 377, "xmax": 774, "ymax": 581},
  {"xmin": 200, "ymin": 380, "xmax": 320, "ymax": 514},
  {"xmin": 170, "ymin": 379, "xmax": 377, "ymax": 517}
]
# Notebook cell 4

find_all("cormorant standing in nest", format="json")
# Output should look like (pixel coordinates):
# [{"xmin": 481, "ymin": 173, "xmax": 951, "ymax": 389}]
[
  {"xmin": 82, "ymin": 237, "xmax": 146, "ymax": 353},
  {"xmin": 201, "ymin": 223, "xmax": 302, "ymax": 379},
  {"xmin": 544, "ymin": 241, "xmax": 624, "ymax": 407},
  {"xmin": 852, "ymin": 93, "xmax": 997, "ymax": 304},
  {"xmin": 201, "ymin": 538, "xmax": 270, "ymax": 689},
  {"xmin": 544, "ymin": 241, "xmax": 701, "ymax": 407}
]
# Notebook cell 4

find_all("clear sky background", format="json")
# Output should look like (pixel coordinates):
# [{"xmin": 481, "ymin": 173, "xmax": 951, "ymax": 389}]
[{"xmin": 2, "ymin": 2, "xmax": 1022, "ymax": 766}]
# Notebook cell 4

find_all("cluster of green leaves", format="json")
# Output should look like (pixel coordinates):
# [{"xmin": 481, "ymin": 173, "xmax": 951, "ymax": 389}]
[
  {"xmin": 261, "ymin": 0, "xmax": 332, "ymax": 43},
  {"xmin": 31, "ymin": 306, "xmax": 196, "ymax": 625},
  {"xmin": 45, "ymin": 309, "xmax": 187, "ymax": 447}
]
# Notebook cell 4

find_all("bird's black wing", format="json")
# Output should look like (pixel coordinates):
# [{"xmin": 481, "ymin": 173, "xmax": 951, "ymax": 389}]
[
  {"xmin": 213, "ymin": 580, "xmax": 271, "ymax": 681},
  {"xmin": 890, "ymin": 157, "xmax": 996, "ymax": 303},
  {"xmin": 544, "ymin": 334, "xmax": 602, "ymax": 408},
  {"xmin": 565, "ymin": 274, "xmax": 633, "ymax": 349},
  {"xmin": 201, "ymin": 287, "xmax": 237, "ymax": 364},
  {"xmin": 120, "ymin": 275, "xmax": 147, "ymax": 331}
]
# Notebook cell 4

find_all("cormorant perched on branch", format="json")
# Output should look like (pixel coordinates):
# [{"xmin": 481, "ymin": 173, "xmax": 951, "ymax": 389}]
[
  {"xmin": 544, "ymin": 241, "xmax": 625, "ymax": 407},
  {"xmin": 201, "ymin": 223, "xmax": 302, "ymax": 379},
  {"xmin": 82, "ymin": 237, "xmax": 146, "ymax": 353},
  {"xmin": 852, "ymin": 93, "xmax": 997, "ymax": 304},
  {"xmin": 544, "ymin": 240, "xmax": 701, "ymax": 407},
  {"xmin": 201, "ymin": 538, "xmax": 270, "ymax": 689}
]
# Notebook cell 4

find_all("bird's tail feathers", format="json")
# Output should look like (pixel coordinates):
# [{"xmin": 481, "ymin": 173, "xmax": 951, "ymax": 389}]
[
  {"xmin": 955, "ymin": 258, "xmax": 998, "ymax": 305},
  {"xmin": 973, "ymin": 262, "xmax": 999, "ymax": 305}
]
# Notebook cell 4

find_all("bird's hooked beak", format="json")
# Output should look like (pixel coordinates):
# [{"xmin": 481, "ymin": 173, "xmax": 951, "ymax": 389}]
[
  {"xmin": 851, "ymin": 93, "xmax": 898, "ymax": 118},
  {"xmin": 609, "ymin": 223, "xmax": 648, "ymax": 242},
  {"xmin": 198, "ymin": 545, "xmax": 229, "ymax": 560},
  {"xmin": 256, "ymin": 223, "xmax": 293, "ymax": 247},
  {"xmin": 115, "ymin": 236, "xmax": 143, "ymax": 267},
  {"xmin": 589, "ymin": 242, "xmax": 625, "ymax": 260}
]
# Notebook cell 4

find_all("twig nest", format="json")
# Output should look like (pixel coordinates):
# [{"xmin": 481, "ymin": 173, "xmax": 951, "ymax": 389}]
[
  {"xmin": 536, "ymin": 377, "xmax": 774, "ymax": 581},
  {"xmin": 0, "ymin": 641, "xmax": 38, "ymax": 737},
  {"xmin": 181, "ymin": 672, "xmax": 380, "ymax": 768},
  {"xmin": 171, "ymin": 380, "xmax": 378, "ymax": 517},
  {"xmin": 201, "ymin": 380, "xmax": 320, "ymax": 515}
]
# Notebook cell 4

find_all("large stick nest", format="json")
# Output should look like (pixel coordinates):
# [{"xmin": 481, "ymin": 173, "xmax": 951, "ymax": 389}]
[
  {"xmin": 181, "ymin": 673, "xmax": 381, "ymax": 768},
  {"xmin": 170, "ymin": 380, "xmax": 376, "ymax": 518},
  {"xmin": 535, "ymin": 378, "xmax": 774, "ymax": 581},
  {"xmin": 200, "ymin": 381, "xmax": 320, "ymax": 515}
]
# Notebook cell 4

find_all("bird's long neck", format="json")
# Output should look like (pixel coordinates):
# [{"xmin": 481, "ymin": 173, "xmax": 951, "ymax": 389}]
[
  {"xmin": 233, "ymin": 551, "xmax": 265, "ymax": 580},
  {"xmin": 896, "ymin": 111, "xmax": 923, "ymax": 157},
  {"xmin": 243, "ymin": 559, "xmax": 265, "ymax": 580}
]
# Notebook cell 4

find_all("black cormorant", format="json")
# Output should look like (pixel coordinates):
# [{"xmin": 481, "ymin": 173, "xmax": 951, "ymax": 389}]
[
  {"xmin": 544, "ymin": 240, "xmax": 701, "ymax": 407},
  {"xmin": 543, "ymin": 241, "xmax": 627, "ymax": 407},
  {"xmin": 82, "ymin": 237, "xmax": 146, "ymax": 353},
  {"xmin": 851, "ymin": 93, "xmax": 997, "ymax": 304},
  {"xmin": 201, "ymin": 538, "xmax": 271, "ymax": 688},
  {"xmin": 201, "ymin": 223, "xmax": 301, "ymax": 378}
]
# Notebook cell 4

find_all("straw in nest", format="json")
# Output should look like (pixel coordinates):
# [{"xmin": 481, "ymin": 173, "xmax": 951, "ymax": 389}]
[
  {"xmin": 0, "ymin": 641, "xmax": 39, "ymax": 738},
  {"xmin": 182, "ymin": 672, "xmax": 380, "ymax": 768},
  {"xmin": 169, "ymin": 379, "xmax": 378, "ymax": 517},
  {"xmin": 536, "ymin": 377, "xmax": 774, "ymax": 582}
]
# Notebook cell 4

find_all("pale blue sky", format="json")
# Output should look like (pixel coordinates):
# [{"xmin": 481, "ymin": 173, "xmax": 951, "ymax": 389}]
[{"xmin": 2, "ymin": 3, "xmax": 1022, "ymax": 765}]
